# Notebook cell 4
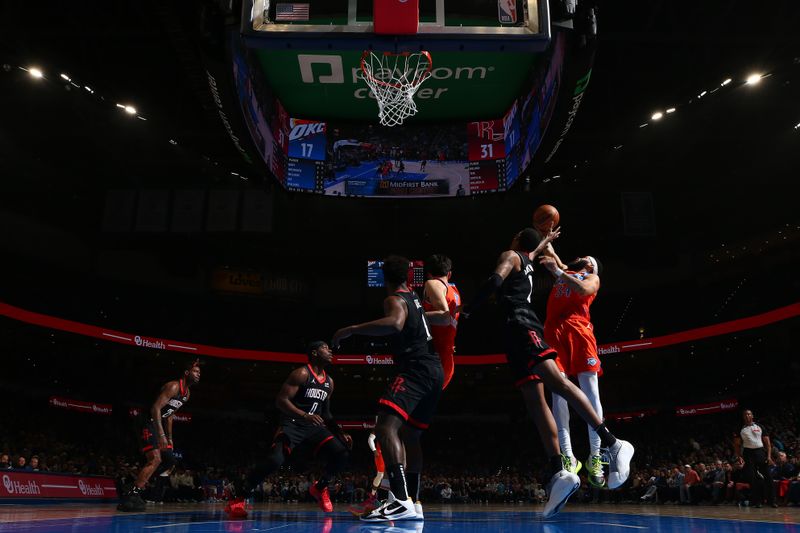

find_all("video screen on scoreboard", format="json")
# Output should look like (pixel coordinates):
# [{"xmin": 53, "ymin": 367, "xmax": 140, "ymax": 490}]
[
  {"xmin": 325, "ymin": 124, "xmax": 469, "ymax": 197},
  {"xmin": 367, "ymin": 260, "xmax": 425, "ymax": 288}
]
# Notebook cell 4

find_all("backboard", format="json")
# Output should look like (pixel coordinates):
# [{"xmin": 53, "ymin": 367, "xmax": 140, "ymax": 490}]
[{"xmin": 243, "ymin": 0, "xmax": 550, "ymax": 52}]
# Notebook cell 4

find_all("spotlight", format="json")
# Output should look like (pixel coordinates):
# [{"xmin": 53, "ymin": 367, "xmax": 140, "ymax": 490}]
[
  {"xmin": 698, "ymin": 90, "xmax": 707, "ymax": 98},
  {"xmin": 29, "ymin": 67, "xmax": 43, "ymax": 79},
  {"xmin": 124, "ymin": 105, "xmax": 136, "ymax": 115},
  {"xmin": 60, "ymin": 73, "xmax": 70, "ymax": 81},
  {"xmin": 721, "ymin": 78, "xmax": 732, "ymax": 86},
  {"xmin": 745, "ymin": 73, "xmax": 762, "ymax": 85},
  {"xmin": 651, "ymin": 112, "xmax": 663, "ymax": 121},
  {"xmin": 666, "ymin": 108, "xmax": 676, "ymax": 114}
]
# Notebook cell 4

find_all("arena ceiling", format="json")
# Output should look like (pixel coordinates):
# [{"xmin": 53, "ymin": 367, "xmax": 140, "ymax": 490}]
[{"xmin": 0, "ymin": 0, "xmax": 798, "ymax": 308}]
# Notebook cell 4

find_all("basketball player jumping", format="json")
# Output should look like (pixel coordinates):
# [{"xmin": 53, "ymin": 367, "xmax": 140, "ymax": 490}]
[
  {"xmin": 540, "ymin": 248, "xmax": 607, "ymax": 487},
  {"xmin": 333, "ymin": 255, "xmax": 444, "ymax": 521},
  {"xmin": 422, "ymin": 254, "xmax": 461, "ymax": 389},
  {"xmin": 118, "ymin": 359, "xmax": 201, "ymax": 512},
  {"xmin": 464, "ymin": 228, "xmax": 633, "ymax": 518},
  {"xmin": 240, "ymin": 342, "xmax": 352, "ymax": 515}
]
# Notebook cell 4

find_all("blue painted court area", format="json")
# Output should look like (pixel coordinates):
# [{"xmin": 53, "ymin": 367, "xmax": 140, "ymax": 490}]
[{"xmin": 1, "ymin": 509, "xmax": 798, "ymax": 533}]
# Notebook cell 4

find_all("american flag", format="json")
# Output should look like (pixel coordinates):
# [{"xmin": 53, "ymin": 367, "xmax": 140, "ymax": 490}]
[{"xmin": 275, "ymin": 3, "xmax": 310, "ymax": 21}]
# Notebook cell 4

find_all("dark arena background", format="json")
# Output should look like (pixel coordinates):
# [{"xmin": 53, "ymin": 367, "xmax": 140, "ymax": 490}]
[{"xmin": 1, "ymin": 1, "xmax": 799, "ymax": 532}]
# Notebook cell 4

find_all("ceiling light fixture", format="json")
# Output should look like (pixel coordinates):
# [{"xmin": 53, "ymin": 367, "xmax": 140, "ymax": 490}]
[
  {"xmin": 28, "ymin": 67, "xmax": 43, "ymax": 79},
  {"xmin": 666, "ymin": 108, "xmax": 676, "ymax": 114},
  {"xmin": 745, "ymin": 73, "xmax": 762, "ymax": 85},
  {"xmin": 651, "ymin": 112, "xmax": 664, "ymax": 120},
  {"xmin": 60, "ymin": 73, "xmax": 70, "ymax": 81},
  {"xmin": 124, "ymin": 105, "xmax": 136, "ymax": 115},
  {"xmin": 721, "ymin": 78, "xmax": 732, "ymax": 86}
]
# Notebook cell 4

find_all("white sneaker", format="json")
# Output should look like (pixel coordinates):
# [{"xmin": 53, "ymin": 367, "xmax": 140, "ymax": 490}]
[
  {"xmin": 361, "ymin": 498, "xmax": 417, "ymax": 521},
  {"xmin": 605, "ymin": 439, "xmax": 635, "ymax": 489},
  {"xmin": 414, "ymin": 501, "xmax": 424, "ymax": 520},
  {"xmin": 542, "ymin": 470, "xmax": 580, "ymax": 519}
]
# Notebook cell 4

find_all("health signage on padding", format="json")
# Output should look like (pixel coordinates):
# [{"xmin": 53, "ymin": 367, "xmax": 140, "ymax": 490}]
[
  {"xmin": 675, "ymin": 399, "xmax": 739, "ymax": 417},
  {"xmin": 0, "ymin": 471, "xmax": 118, "ymax": 500}
]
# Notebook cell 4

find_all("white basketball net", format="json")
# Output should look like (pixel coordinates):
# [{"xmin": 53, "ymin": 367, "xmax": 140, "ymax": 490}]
[{"xmin": 360, "ymin": 51, "xmax": 433, "ymax": 127}]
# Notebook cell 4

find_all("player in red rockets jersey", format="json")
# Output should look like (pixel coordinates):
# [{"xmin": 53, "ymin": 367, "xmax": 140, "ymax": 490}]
[
  {"xmin": 422, "ymin": 254, "xmax": 461, "ymax": 389},
  {"xmin": 540, "ymin": 248, "xmax": 606, "ymax": 487}
]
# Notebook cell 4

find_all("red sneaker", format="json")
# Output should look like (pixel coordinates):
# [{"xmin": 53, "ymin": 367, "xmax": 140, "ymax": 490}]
[
  {"xmin": 348, "ymin": 493, "xmax": 379, "ymax": 516},
  {"xmin": 309, "ymin": 484, "xmax": 333, "ymax": 513},
  {"xmin": 224, "ymin": 497, "xmax": 248, "ymax": 519}
]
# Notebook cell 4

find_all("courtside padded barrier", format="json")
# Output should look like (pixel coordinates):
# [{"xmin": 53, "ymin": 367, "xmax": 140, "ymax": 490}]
[{"xmin": 0, "ymin": 301, "xmax": 797, "ymax": 366}]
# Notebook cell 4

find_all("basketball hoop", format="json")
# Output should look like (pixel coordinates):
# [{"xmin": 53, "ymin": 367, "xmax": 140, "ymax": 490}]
[{"xmin": 360, "ymin": 50, "xmax": 433, "ymax": 127}]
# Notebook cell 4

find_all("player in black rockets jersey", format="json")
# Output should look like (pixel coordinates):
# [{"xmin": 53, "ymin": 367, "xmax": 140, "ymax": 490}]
[
  {"xmin": 118, "ymin": 359, "xmax": 201, "ymax": 512},
  {"xmin": 243, "ymin": 341, "xmax": 352, "ymax": 514},
  {"xmin": 464, "ymin": 228, "xmax": 634, "ymax": 519},
  {"xmin": 333, "ymin": 255, "xmax": 443, "ymax": 521}
]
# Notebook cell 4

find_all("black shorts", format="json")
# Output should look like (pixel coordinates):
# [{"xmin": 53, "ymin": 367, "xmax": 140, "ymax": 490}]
[
  {"xmin": 274, "ymin": 420, "xmax": 337, "ymax": 456},
  {"xmin": 379, "ymin": 358, "xmax": 443, "ymax": 430},
  {"xmin": 504, "ymin": 322, "xmax": 557, "ymax": 388},
  {"xmin": 139, "ymin": 419, "xmax": 173, "ymax": 454}
]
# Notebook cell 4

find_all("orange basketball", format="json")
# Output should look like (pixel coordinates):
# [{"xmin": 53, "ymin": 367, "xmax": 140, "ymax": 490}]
[{"xmin": 533, "ymin": 204, "xmax": 560, "ymax": 233}]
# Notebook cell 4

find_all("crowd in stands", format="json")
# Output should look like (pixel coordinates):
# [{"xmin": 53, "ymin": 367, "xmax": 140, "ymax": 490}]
[{"xmin": 2, "ymin": 400, "xmax": 799, "ymax": 508}]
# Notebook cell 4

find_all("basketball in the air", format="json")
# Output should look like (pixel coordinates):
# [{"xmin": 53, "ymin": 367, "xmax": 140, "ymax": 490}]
[{"xmin": 533, "ymin": 204, "xmax": 560, "ymax": 233}]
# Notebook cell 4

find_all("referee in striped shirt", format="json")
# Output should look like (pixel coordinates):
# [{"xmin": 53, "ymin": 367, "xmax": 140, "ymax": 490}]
[{"xmin": 734, "ymin": 409, "xmax": 777, "ymax": 508}]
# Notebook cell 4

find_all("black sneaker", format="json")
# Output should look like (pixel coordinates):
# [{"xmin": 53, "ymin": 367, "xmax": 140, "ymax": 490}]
[{"xmin": 117, "ymin": 493, "xmax": 146, "ymax": 512}]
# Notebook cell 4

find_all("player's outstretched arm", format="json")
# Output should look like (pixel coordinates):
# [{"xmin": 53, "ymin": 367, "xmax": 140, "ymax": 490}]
[
  {"xmin": 530, "ymin": 227, "xmax": 561, "ymax": 260},
  {"xmin": 544, "ymin": 243, "xmax": 568, "ymax": 270},
  {"xmin": 463, "ymin": 251, "xmax": 519, "ymax": 317},
  {"xmin": 332, "ymin": 296, "xmax": 407, "ymax": 347},
  {"xmin": 275, "ymin": 367, "xmax": 324, "ymax": 425}
]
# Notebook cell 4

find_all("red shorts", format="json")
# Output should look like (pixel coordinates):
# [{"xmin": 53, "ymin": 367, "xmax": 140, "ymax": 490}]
[
  {"xmin": 545, "ymin": 319, "xmax": 602, "ymax": 377},
  {"xmin": 374, "ymin": 444, "xmax": 385, "ymax": 473},
  {"xmin": 432, "ymin": 330, "xmax": 455, "ymax": 390}
]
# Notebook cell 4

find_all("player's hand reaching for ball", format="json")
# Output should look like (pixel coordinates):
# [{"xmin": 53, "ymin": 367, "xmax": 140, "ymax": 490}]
[
  {"xmin": 542, "ymin": 226, "xmax": 561, "ymax": 245},
  {"xmin": 302, "ymin": 413, "xmax": 325, "ymax": 426},
  {"xmin": 331, "ymin": 327, "xmax": 353, "ymax": 349}
]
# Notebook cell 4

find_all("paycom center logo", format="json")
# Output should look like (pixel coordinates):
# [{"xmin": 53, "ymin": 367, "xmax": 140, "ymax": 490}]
[{"xmin": 297, "ymin": 54, "xmax": 496, "ymax": 100}]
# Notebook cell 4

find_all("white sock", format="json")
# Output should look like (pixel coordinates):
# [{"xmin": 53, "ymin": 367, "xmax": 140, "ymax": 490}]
[
  {"xmin": 551, "ymin": 375, "xmax": 573, "ymax": 460},
  {"xmin": 578, "ymin": 371, "xmax": 603, "ymax": 456}
]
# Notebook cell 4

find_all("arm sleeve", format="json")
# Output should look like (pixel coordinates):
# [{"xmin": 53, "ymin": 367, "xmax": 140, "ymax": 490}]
[
  {"xmin": 463, "ymin": 273, "xmax": 504, "ymax": 314},
  {"xmin": 368, "ymin": 433, "xmax": 377, "ymax": 452}
]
